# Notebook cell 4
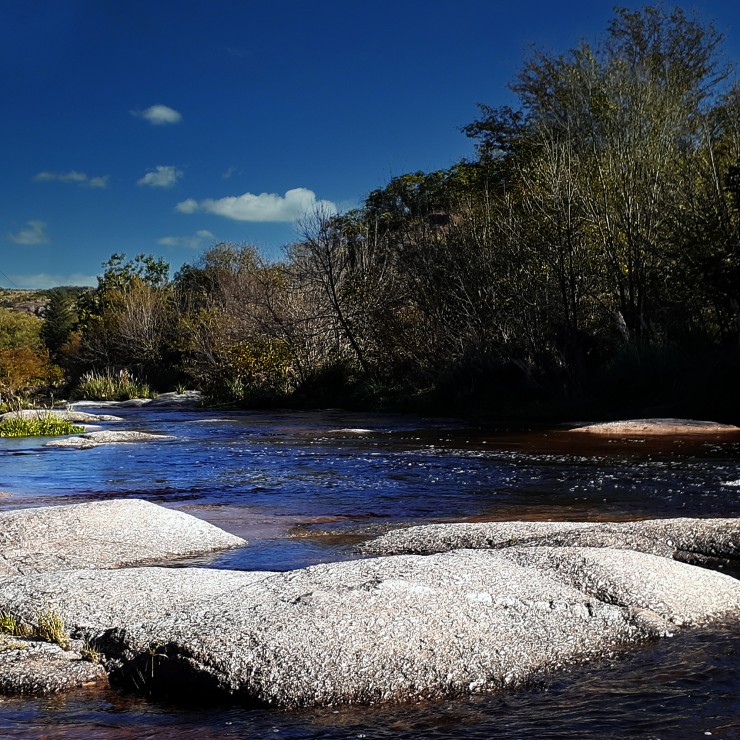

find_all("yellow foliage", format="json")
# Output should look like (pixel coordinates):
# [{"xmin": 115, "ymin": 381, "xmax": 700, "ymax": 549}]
[
  {"xmin": 225, "ymin": 338, "xmax": 294, "ymax": 393},
  {"xmin": 0, "ymin": 347, "xmax": 61, "ymax": 394}
]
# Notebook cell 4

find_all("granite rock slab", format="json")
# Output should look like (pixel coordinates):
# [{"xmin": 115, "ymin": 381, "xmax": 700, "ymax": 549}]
[
  {"xmin": 0, "ymin": 409, "xmax": 123, "ymax": 423},
  {"xmin": 362, "ymin": 517, "xmax": 740, "ymax": 563},
  {"xmin": 44, "ymin": 430, "xmax": 175, "ymax": 448},
  {"xmin": 0, "ymin": 499, "xmax": 246, "ymax": 576},
  {"xmin": 101, "ymin": 551, "xmax": 653, "ymax": 707},
  {"xmin": 567, "ymin": 418, "xmax": 740, "ymax": 435},
  {"xmin": 0, "ymin": 637, "xmax": 107, "ymax": 696}
]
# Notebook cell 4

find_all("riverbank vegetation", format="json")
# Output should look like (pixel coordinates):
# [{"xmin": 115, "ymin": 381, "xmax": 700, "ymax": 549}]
[
  {"xmin": 0, "ymin": 414, "xmax": 84, "ymax": 438},
  {"xmin": 2, "ymin": 6, "xmax": 739, "ymax": 420}
]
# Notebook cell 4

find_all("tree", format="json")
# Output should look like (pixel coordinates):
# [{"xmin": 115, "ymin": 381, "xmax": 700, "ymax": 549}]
[{"xmin": 465, "ymin": 5, "xmax": 730, "ymax": 345}]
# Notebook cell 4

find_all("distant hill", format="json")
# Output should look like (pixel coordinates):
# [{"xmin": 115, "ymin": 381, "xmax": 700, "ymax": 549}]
[{"xmin": 0, "ymin": 287, "xmax": 90, "ymax": 317}]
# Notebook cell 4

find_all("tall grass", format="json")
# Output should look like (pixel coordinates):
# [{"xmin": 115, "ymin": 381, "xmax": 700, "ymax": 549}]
[
  {"xmin": 73, "ymin": 369, "xmax": 154, "ymax": 401},
  {"xmin": 0, "ymin": 414, "xmax": 83, "ymax": 438}
]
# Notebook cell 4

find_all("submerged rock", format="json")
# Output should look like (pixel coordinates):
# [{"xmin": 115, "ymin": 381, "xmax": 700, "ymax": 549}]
[
  {"xmin": 0, "ymin": 499, "xmax": 246, "ymax": 576},
  {"xmin": 44, "ymin": 430, "xmax": 174, "ymax": 448},
  {"xmin": 568, "ymin": 418, "xmax": 740, "ymax": 435}
]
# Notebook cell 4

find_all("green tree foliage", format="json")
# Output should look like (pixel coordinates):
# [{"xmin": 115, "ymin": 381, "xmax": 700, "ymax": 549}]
[
  {"xmin": 57, "ymin": 6, "xmax": 740, "ymax": 416},
  {"xmin": 173, "ymin": 243, "xmax": 297, "ymax": 402},
  {"xmin": 41, "ymin": 288, "xmax": 80, "ymax": 360},
  {"xmin": 74, "ymin": 253, "xmax": 176, "ymax": 386}
]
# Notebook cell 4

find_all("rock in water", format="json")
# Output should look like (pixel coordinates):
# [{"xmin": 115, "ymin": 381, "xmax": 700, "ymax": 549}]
[
  {"xmin": 363, "ymin": 517, "xmax": 740, "ymax": 564},
  {"xmin": 0, "ymin": 499, "xmax": 246, "ymax": 576},
  {"xmin": 44, "ymin": 430, "xmax": 174, "ymax": 448},
  {"xmin": 568, "ymin": 418, "xmax": 740, "ymax": 435}
]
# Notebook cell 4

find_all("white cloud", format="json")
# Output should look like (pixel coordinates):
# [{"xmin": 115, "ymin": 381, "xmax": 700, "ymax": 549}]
[
  {"xmin": 8, "ymin": 220, "xmax": 50, "ymax": 245},
  {"xmin": 3, "ymin": 273, "xmax": 98, "ymax": 289},
  {"xmin": 132, "ymin": 104, "xmax": 182, "ymax": 125},
  {"xmin": 175, "ymin": 187, "xmax": 337, "ymax": 222},
  {"xmin": 138, "ymin": 165, "xmax": 183, "ymax": 189},
  {"xmin": 157, "ymin": 229, "xmax": 215, "ymax": 249},
  {"xmin": 222, "ymin": 166, "xmax": 239, "ymax": 179},
  {"xmin": 33, "ymin": 171, "xmax": 109, "ymax": 189}
]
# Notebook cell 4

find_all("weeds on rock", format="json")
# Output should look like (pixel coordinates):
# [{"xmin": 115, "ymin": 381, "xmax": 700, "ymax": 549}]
[
  {"xmin": 0, "ymin": 414, "xmax": 83, "ymax": 437},
  {"xmin": 0, "ymin": 610, "xmax": 32, "ymax": 637},
  {"xmin": 80, "ymin": 640, "xmax": 101, "ymax": 663},
  {"xmin": 35, "ymin": 608, "xmax": 71, "ymax": 651}
]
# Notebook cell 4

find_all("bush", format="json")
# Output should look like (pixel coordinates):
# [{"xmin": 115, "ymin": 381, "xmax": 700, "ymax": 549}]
[{"xmin": 72, "ymin": 369, "xmax": 154, "ymax": 401}]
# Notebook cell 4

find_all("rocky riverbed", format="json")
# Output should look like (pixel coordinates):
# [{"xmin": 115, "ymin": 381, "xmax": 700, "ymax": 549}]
[{"xmin": 1, "ymin": 498, "xmax": 739, "ymax": 708}]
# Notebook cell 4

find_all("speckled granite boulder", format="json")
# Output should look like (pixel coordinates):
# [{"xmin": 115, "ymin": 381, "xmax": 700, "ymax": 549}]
[
  {"xmin": 101, "ymin": 551, "xmax": 653, "ymax": 707},
  {"xmin": 44, "ymin": 430, "xmax": 174, "ymax": 448},
  {"xmin": 0, "ymin": 638, "xmax": 107, "ymax": 696},
  {"xmin": 362, "ymin": 517, "xmax": 740, "ymax": 564},
  {"xmin": 0, "ymin": 567, "xmax": 274, "ymax": 637},
  {"xmin": 0, "ymin": 499, "xmax": 246, "ymax": 576},
  {"xmin": 0, "ymin": 409, "xmax": 123, "ymax": 423}
]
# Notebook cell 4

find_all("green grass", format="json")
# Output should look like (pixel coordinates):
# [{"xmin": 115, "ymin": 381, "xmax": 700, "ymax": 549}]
[
  {"xmin": 1, "ymin": 608, "xmax": 74, "ymax": 653},
  {"xmin": 0, "ymin": 610, "xmax": 32, "ymax": 637},
  {"xmin": 72, "ymin": 369, "xmax": 154, "ymax": 401},
  {"xmin": 0, "ymin": 414, "xmax": 84, "ymax": 438},
  {"xmin": 36, "ymin": 608, "xmax": 71, "ymax": 650}
]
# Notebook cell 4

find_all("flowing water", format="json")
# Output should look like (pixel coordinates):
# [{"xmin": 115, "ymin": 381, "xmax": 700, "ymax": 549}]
[{"xmin": 1, "ymin": 407, "xmax": 740, "ymax": 738}]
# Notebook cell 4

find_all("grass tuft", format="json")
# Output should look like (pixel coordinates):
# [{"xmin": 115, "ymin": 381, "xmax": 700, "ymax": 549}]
[
  {"xmin": 80, "ymin": 640, "xmax": 101, "ymax": 663},
  {"xmin": 35, "ymin": 608, "xmax": 71, "ymax": 651},
  {"xmin": 0, "ymin": 610, "xmax": 32, "ymax": 637}
]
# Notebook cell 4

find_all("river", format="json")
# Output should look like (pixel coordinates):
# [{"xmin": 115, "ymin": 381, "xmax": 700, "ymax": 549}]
[{"xmin": 1, "ymin": 407, "xmax": 740, "ymax": 738}]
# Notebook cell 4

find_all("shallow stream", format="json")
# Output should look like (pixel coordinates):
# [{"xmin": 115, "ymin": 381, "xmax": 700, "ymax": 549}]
[{"xmin": 2, "ymin": 408, "xmax": 740, "ymax": 738}]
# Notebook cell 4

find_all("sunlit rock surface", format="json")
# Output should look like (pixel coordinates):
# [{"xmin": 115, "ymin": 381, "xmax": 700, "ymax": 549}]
[
  {"xmin": 71, "ymin": 391, "xmax": 202, "ymax": 409},
  {"xmin": 0, "ymin": 499, "xmax": 246, "ymax": 576},
  {"xmin": 44, "ymin": 430, "xmax": 175, "ymax": 448},
  {"xmin": 0, "ymin": 637, "xmax": 107, "ymax": 695},
  {"xmin": 568, "ymin": 418, "xmax": 740, "ymax": 435},
  {"xmin": 0, "ymin": 409, "xmax": 123, "ymax": 423},
  {"xmin": 362, "ymin": 517, "xmax": 740, "ymax": 563},
  {"xmin": 1, "ymin": 500, "xmax": 739, "ymax": 706}
]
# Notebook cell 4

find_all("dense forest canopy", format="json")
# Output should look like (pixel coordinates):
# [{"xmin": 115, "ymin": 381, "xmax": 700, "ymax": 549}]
[{"xmin": 3, "ymin": 6, "xmax": 739, "ymax": 419}]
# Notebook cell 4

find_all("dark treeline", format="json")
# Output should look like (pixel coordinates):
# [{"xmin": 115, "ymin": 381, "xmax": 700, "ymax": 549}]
[{"xmin": 18, "ymin": 6, "xmax": 740, "ymax": 419}]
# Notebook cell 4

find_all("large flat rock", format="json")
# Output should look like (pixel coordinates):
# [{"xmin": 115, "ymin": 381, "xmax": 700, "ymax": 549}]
[
  {"xmin": 499, "ymin": 546, "xmax": 740, "ymax": 627},
  {"xmin": 362, "ymin": 517, "xmax": 740, "ymax": 563},
  {"xmin": 0, "ymin": 499, "xmax": 246, "ymax": 576},
  {"xmin": 44, "ymin": 430, "xmax": 175, "ymax": 448},
  {"xmin": 0, "ymin": 409, "xmax": 123, "ymax": 423},
  {"xmin": 99, "ymin": 551, "xmax": 653, "ymax": 707},
  {"xmin": 71, "ymin": 391, "xmax": 202, "ymax": 409},
  {"xmin": 2, "ymin": 537, "xmax": 739, "ymax": 706},
  {"xmin": 568, "ymin": 418, "xmax": 740, "ymax": 435},
  {"xmin": 0, "ymin": 567, "xmax": 274, "ymax": 636}
]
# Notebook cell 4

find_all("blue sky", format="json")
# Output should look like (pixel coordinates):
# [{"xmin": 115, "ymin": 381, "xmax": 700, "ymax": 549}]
[{"xmin": 1, "ymin": 0, "xmax": 738, "ymax": 289}]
